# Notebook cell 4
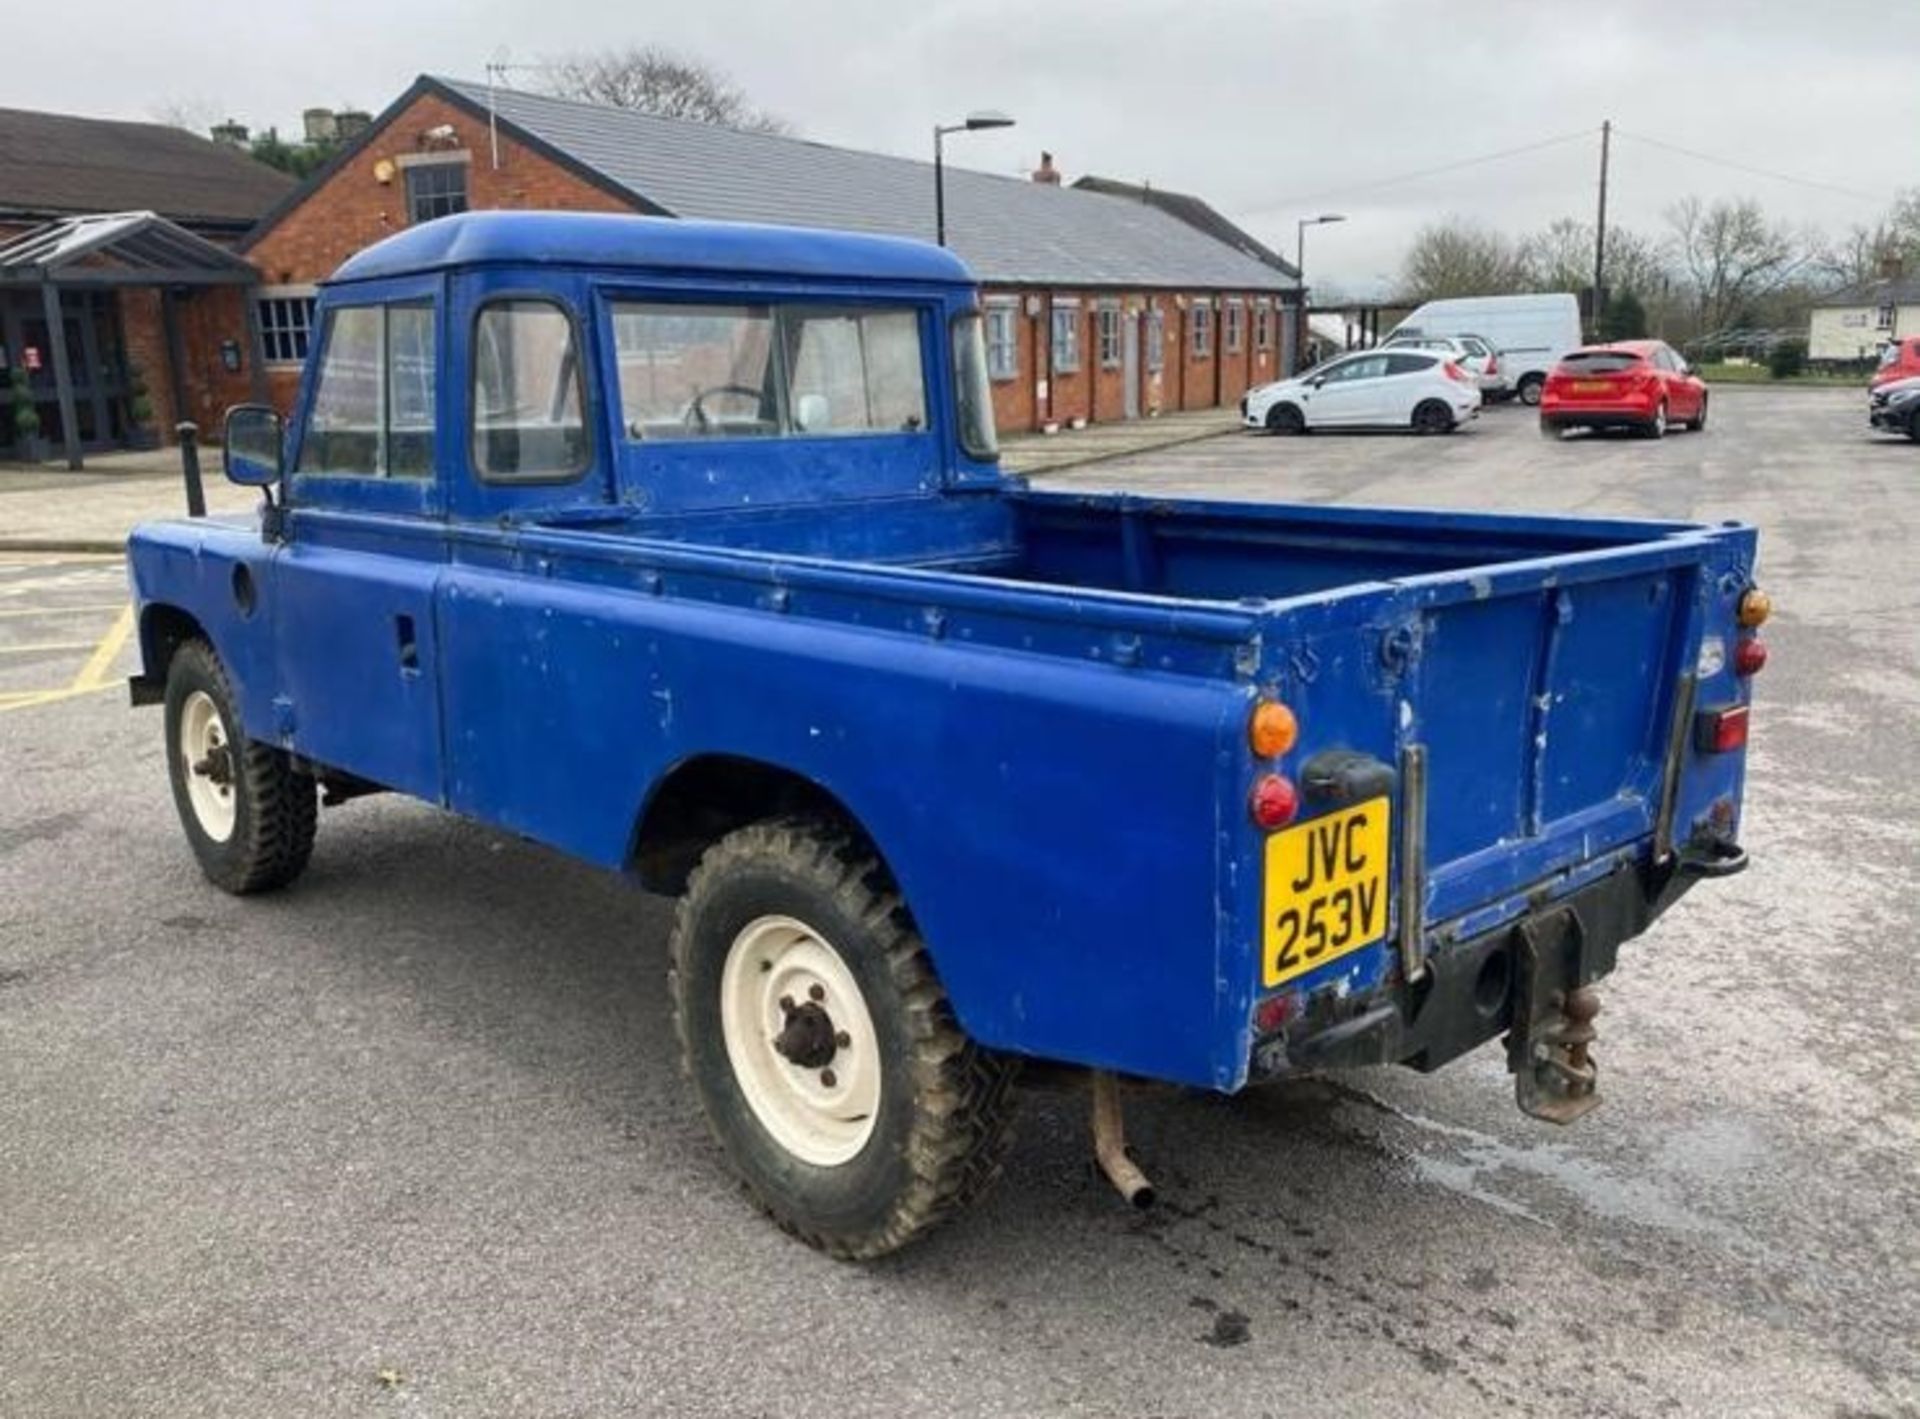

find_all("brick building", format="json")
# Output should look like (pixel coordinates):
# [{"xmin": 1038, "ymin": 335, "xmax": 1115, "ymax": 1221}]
[
  {"xmin": 2, "ymin": 80, "xmax": 1302, "ymax": 463},
  {"xmin": 237, "ymin": 76, "xmax": 1302, "ymax": 436},
  {"xmin": 0, "ymin": 105, "xmax": 293, "ymax": 465}
]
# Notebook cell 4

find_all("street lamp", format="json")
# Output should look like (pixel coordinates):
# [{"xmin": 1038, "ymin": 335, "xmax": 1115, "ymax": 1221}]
[
  {"xmin": 934, "ymin": 111, "xmax": 1015, "ymax": 246},
  {"xmin": 1294, "ymin": 214, "xmax": 1346, "ymax": 371}
]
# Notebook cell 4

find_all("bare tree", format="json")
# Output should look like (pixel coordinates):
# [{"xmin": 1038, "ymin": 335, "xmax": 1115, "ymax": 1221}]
[
  {"xmin": 535, "ymin": 46, "xmax": 788, "ymax": 134},
  {"xmin": 1397, "ymin": 220, "xmax": 1528, "ymax": 301},
  {"xmin": 1666, "ymin": 196, "xmax": 1807, "ymax": 332},
  {"xmin": 1518, "ymin": 217, "xmax": 1670, "ymax": 300},
  {"xmin": 150, "ymin": 98, "xmax": 222, "ymax": 134}
]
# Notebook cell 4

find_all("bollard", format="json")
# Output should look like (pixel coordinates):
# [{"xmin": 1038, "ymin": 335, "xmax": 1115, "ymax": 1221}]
[{"xmin": 176, "ymin": 421, "xmax": 205, "ymax": 518}]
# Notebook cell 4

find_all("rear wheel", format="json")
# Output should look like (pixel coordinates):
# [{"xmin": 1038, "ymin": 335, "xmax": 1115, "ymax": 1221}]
[
  {"xmin": 1265, "ymin": 402, "xmax": 1306, "ymax": 435},
  {"xmin": 1538, "ymin": 417, "xmax": 1564, "ymax": 440},
  {"xmin": 1518, "ymin": 374, "xmax": 1545, "ymax": 407},
  {"xmin": 1643, "ymin": 401, "xmax": 1669, "ymax": 439},
  {"xmin": 670, "ymin": 818, "xmax": 1019, "ymax": 1260},
  {"xmin": 1412, "ymin": 400, "xmax": 1454, "ymax": 435},
  {"xmin": 163, "ymin": 639, "xmax": 316, "ymax": 894}
]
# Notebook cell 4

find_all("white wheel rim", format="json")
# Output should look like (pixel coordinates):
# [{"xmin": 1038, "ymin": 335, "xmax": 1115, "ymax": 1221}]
[
  {"xmin": 720, "ymin": 914, "xmax": 881, "ymax": 1167},
  {"xmin": 178, "ymin": 689, "xmax": 237, "ymax": 843},
  {"xmin": 1654, "ymin": 405, "xmax": 1667, "ymax": 434}
]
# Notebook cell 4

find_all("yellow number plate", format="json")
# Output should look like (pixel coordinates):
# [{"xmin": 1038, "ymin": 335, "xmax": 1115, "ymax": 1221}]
[
  {"xmin": 1571, "ymin": 379, "xmax": 1613, "ymax": 393},
  {"xmin": 1262, "ymin": 797, "xmax": 1391, "ymax": 988}
]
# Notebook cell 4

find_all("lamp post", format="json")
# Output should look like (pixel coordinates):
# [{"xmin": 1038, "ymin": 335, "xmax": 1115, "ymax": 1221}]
[
  {"xmin": 1294, "ymin": 213, "xmax": 1346, "ymax": 371},
  {"xmin": 934, "ymin": 111, "xmax": 1015, "ymax": 246}
]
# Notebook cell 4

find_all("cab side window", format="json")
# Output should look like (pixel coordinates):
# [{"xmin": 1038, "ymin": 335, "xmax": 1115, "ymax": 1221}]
[
  {"xmin": 472, "ymin": 299, "xmax": 589, "ymax": 481},
  {"xmin": 296, "ymin": 303, "xmax": 437, "ymax": 479}
]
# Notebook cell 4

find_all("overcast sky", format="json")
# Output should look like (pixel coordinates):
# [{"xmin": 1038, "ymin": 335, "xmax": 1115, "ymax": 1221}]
[{"xmin": 13, "ymin": 0, "xmax": 1916, "ymax": 294}]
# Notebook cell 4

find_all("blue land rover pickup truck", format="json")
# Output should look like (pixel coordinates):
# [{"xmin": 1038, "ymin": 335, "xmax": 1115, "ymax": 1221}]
[{"xmin": 127, "ymin": 212, "xmax": 1766, "ymax": 1258}]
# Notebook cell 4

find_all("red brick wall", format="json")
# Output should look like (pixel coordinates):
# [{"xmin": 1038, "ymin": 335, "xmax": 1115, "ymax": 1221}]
[{"xmin": 246, "ymin": 92, "xmax": 634, "ymax": 288}]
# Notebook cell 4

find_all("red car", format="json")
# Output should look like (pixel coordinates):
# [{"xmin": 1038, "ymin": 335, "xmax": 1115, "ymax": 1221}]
[
  {"xmin": 1871, "ymin": 335, "xmax": 1920, "ymax": 390},
  {"xmin": 1539, "ymin": 340, "xmax": 1708, "ymax": 439}
]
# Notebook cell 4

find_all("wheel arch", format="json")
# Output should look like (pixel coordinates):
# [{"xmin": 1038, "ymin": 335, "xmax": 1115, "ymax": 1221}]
[
  {"xmin": 137, "ymin": 602, "xmax": 210, "ymax": 684},
  {"xmin": 629, "ymin": 752, "xmax": 890, "ymax": 898}
]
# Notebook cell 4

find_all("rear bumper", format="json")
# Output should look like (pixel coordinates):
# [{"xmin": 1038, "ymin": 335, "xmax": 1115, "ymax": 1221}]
[
  {"xmin": 1540, "ymin": 404, "xmax": 1657, "ymax": 429},
  {"xmin": 1249, "ymin": 851, "xmax": 1720, "ymax": 1082}
]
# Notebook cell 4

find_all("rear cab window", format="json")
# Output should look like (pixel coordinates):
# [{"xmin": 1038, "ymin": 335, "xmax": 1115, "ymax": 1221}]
[{"xmin": 471, "ymin": 298, "xmax": 591, "ymax": 482}]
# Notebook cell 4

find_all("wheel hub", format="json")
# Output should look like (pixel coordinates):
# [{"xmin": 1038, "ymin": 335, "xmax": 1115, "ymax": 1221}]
[{"xmin": 773, "ymin": 998, "xmax": 839, "ymax": 1069}]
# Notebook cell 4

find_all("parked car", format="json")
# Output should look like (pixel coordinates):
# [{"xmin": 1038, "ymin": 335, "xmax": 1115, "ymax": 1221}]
[
  {"xmin": 127, "ymin": 211, "xmax": 1764, "ymax": 1259},
  {"xmin": 1540, "ymin": 341, "xmax": 1709, "ymax": 439},
  {"xmin": 1382, "ymin": 333, "xmax": 1509, "ymax": 398},
  {"xmin": 1871, "ymin": 335, "xmax": 1920, "ymax": 390},
  {"xmin": 1386, "ymin": 294, "xmax": 1582, "ymax": 405},
  {"xmin": 1242, "ymin": 348, "xmax": 1481, "ymax": 434},
  {"xmin": 1868, "ymin": 375, "xmax": 1920, "ymax": 440}
]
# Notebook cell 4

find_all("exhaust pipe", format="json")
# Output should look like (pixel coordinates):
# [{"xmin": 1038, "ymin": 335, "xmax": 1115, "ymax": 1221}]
[{"xmin": 1090, "ymin": 1071, "xmax": 1155, "ymax": 1208}]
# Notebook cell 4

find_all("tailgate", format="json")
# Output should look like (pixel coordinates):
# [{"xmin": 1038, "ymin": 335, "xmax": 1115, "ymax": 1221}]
[{"xmin": 1400, "ymin": 542, "xmax": 1703, "ymax": 926}]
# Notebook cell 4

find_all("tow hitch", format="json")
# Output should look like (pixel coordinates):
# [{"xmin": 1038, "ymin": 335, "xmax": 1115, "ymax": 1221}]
[{"xmin": 1508, "ymin": 910, "xmax": 1603, "ymax": 1124}]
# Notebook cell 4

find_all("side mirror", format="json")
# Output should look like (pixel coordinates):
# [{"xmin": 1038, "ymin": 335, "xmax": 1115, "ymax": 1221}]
[
  {"xmin": 1310, "ymin": 376, "xmax": 1328, "ymax": 389},
  {"xmin": 223, "ymin": 404, "xmax": 284, "ymax": 487}
]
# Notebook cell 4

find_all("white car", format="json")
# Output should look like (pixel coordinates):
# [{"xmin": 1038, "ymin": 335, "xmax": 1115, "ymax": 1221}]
[
  {"xmin": 1242, "ymin": 348, "xmax": 1481, "ymax": 435},
  {"xmin": 1383, "ymin": 333, "xmax": 1508, "ymax": 398}
]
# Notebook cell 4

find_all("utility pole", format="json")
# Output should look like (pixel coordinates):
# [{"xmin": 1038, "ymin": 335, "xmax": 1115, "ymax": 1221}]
[{"xmin": 1593, "ymin": 119, "xmax": 1611, "ymax": 339}]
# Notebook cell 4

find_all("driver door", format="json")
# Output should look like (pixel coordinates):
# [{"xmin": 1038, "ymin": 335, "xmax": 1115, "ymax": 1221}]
[{"xmin": 1308, "ymin": 353, "xmax": 1389, "ymax": 426}]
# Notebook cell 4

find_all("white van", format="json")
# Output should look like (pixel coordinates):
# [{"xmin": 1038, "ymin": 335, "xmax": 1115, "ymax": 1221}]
[{"xmin": 1387, "ymin": 294, "xmax": 1582, "ymax": 405}]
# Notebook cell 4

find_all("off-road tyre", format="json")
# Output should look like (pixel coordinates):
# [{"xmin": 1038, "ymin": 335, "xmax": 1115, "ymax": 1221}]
[
  {"xmin": 163, "ymin": 639, "xmax": 316, "ymax": 894},
  {"xmin": 1265, "ymin": 402, "xmax": 1306, "ymax": 435},
  {"xmin": 670, "ymin": 817, "xmax": 1019, "ymax": 1260}
]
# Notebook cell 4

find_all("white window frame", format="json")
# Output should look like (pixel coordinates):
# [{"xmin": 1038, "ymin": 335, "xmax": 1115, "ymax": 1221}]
[
  {"xmin": 1876, "ymin": 303, "xmax": 1896, "ymax": 331},
  {"xmin": 984, "ymin": 298, "xmax": 1019, "ymax": 382},
  {"xmin": 255, "ymin": 284, "xmax": 319, "ymax": 366},
  {"xmin": 1253, "ymin": 298, "xmax": 1273, "ymax": 351},
  {"xmin": 1050, "ymin": 298, "xmax": 1082, "ymax": 374},
  {"xmin": 1145, "ymin": 308, "xmax": 1165, "ymax": 373},
  {"xmin": 1189, "ymin": 299, "xmax": 1212, "ymax": 359},
  {"xmin": 1224, "ymin": 298, "xmax": 1245, "ymax": 354},
  {"xmin": 1096, "ymin": 300, "xmax": 1122, "ymax": 370}
]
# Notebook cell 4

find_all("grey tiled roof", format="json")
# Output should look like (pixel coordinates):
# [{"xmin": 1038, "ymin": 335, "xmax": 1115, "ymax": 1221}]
[
  {"xmin": 0, "ymin": 106, "xmax": 292, "ymax": 228},
  {"xmin": 1813, "ymin": 275, "xmax": 1920, "ymax": 308},
  {"xmin": 439, "ymin": 78, "xmax": 1295, "ymax": 292}
]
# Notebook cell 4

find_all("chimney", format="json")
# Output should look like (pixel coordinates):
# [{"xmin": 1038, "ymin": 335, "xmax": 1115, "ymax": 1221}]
[
  {"xmin": 1030, "ymin": 151, "xmax": 1061, "ymax": 186},
  {"xmin": 1881, "ymin": 254, "xmax": 1906, "ymax": 281},
  {"xmin": 302, "ymin": 108, "xmax": 338, "ymax": 145},
  {"xmin": 209, "ymin": 120, "xmax": 250, "ymax": 150},
  {"xmin": 333, "ymin": 109, "xmax": 373, "ymax": 140}
]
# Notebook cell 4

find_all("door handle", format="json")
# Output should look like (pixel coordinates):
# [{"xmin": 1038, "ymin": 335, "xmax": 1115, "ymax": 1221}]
[{"xmin": 395, "ymin": 613, "xmax": 420, "ymax": 674}]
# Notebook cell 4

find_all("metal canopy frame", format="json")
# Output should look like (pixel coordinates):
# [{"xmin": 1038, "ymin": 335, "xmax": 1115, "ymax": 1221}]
[{"xmin": 0, "ymin": 211, "xmax": 264, "ymax": 469}]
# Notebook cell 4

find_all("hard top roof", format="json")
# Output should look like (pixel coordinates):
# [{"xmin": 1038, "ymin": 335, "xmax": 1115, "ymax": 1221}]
[{"xmin": 330, "ymin": 210, "xmax": 976, "ymax": 287}]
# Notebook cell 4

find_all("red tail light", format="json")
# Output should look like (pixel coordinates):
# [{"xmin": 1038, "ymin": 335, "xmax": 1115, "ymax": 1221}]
[
  {"xmin": 1443, "ymin": 361, "xmax": 1470, "ymax": 384},
  {"xmin": 1694, "ymin": 705, "xmax": 1750, "ymax": 754},
  {"xmin": 1249, "ymin": 774, "xmax": 1299, "ymax": 829},
  {"xmin": 1485, "ymin": 354, "xmax": 1499, "ymax": 375},
  {"xmin": 1733, "ymin": 638, "xmax": 1768, "ymax": 676}
]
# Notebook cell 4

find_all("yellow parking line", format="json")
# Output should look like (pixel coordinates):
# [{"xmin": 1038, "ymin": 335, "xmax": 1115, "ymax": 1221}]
[
  {"xmin": 0, "ymin": 681, "xmax": 122, "ymax": 714},
  {"xmin": 0, "ymin": 602, "xmax": 129, "ymax": 619},
  {"xmin": 72, "ymin": 605, "xmax": 134, "ymax": 691}
]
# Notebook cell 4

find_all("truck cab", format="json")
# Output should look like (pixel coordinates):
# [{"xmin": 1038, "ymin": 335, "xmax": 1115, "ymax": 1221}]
[{"xmin": 128, "ymin": 212, "xmax": 1766, "ymax": 1259}]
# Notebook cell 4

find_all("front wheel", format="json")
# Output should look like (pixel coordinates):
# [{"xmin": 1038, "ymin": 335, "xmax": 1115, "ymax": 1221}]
[
  {"xmin": 1265, "ymin": 402, "xmax": 1306, "ymax": 435},
  {"xmin": 1685, "ymin": 395, "xmax": 1709, "ymax": 432},
  {"xmin": 163, "ymin": 640, "xmax": 317, "ymax": 894},
  {"xmin": 670, "ymin": 818, "xmax": 1018, "ymax": 1259}
]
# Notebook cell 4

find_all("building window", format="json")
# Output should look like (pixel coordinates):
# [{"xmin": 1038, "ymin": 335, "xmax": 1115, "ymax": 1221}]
[
  {"xmin": 256, "ymin": 290, "xmax": 317, "ymax": 364},
  {"xmin": 1096, "ymin": 302, "xmax": 1122, "ymax": 369},
  {"xmin": 405, "ymin": 160, "xmax": 469, "ymax": 224},
  {"xmin": 1254, "ymin": 300, "xmax": 1273, "ymax": 350},
  {"xmin": 1145, "ymin": 308, "xmax": 1165, "ymax": 372},
  {"xmin": 984, "ymin": 301, "xmax": 1019, "ymax": 381},
  {"xmin": 1224, "ymin": 299, "xmax": 1244, "ymax": 353},
  {"xmin": 1190, "ymin": 301, "xmax": 1212, "ymax": 359},
  {"xmin": 1876, "ymin": 303, "xmax": 1896, "ymax": 330},
  {"xmin": 1050, "ymin": 300, "xmax": 1081, "ymax": 373}
]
